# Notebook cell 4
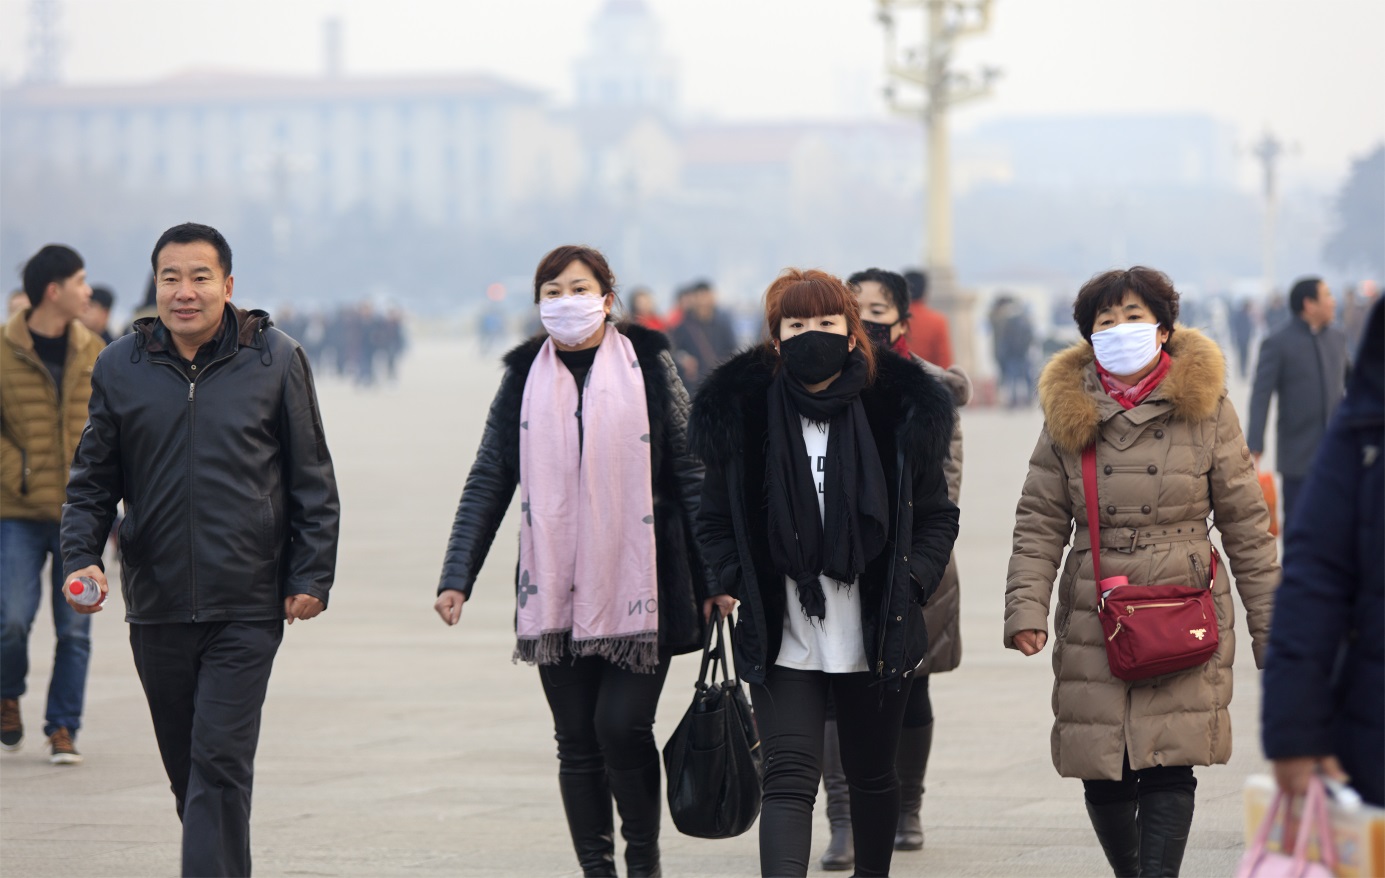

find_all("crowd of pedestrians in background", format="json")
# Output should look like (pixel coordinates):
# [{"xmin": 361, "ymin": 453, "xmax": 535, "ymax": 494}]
[{"xmin": 0, "ymin": 228, "xmax": 1379, "ymax": 878}]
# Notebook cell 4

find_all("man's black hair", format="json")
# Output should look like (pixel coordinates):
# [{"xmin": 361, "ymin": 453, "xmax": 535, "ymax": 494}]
[
  {"xmin": 22, "ymin": 244, "xmax": 84, "ymax": 308},
  {"xmin": 150, "ymin": 222, "xmax": 233, "ymax": 277},
  {"xmin": 848, "ymin": 268, "xmax": 911, "ymax": 322},
  {"xmin": 902, "ymin": 268, "xmax": 928, "ymax": 303},
  {"xmin": 1289, "ymin": 277, "xmax": 1323, "ymax": 315},
  {"xmin": 687, "ymin": 279, "xmax": 713, "ymax": 294},
  {"xmin": 90, "ymin": 285, "xmax": 115, "ymax": 310}
]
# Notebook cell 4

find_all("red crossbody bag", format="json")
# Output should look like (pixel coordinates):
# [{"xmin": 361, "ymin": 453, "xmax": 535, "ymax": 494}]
[{"xmin": 1082, "ymin": 445, "xmax": 1220, "ymax": 681}]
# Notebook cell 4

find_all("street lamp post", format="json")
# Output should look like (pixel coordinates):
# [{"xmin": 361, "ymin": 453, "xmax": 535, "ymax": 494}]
[
  {"xmin": 1250, "ymin": 130, "xmax": 1285, "ymax": 297},
  {"xmin": 878, "ymin": 0, "xmax": 997, "ymax": 373}
]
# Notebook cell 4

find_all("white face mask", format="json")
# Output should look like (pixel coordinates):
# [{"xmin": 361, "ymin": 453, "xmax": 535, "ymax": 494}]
[
  {"xmin": 1091, "ymin": 321, "xmax": 1161, "ymax": 376},
  {"xmin": 540, "ymin": 295, "xmax": 608, "ymax": 346}
]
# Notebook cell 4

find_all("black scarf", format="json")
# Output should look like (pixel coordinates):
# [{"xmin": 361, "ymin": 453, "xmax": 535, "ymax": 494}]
[{"xmin": 765, "ymin": 349, "xmax": 890, "ymax": 621}]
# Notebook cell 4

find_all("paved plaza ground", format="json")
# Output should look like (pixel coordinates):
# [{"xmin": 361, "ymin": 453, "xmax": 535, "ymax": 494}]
[{"xmin": 0, "ymin": 334, "xmax": 1276, "ymax": 877}]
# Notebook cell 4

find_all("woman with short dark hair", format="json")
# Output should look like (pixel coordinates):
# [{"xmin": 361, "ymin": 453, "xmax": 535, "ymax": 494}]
[
  {"xmin": 434, "ymin": 245, "xmax": 713, "ymax": 877},
  {"xmin": 691, "ymin": 268, "xmax": 959, "ymax": 877},
  {"xmin": 1004, "ymin": 266, "xmax": 1279, "ymax": 877}
]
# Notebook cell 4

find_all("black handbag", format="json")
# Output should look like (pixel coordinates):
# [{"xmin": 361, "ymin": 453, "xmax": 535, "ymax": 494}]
[{"xmin": 662, "ymin": 608, "xmax": 762, "ymax": 839}]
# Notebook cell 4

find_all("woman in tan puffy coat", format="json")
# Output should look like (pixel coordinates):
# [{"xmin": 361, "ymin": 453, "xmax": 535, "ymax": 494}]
[{"xmin": 1004, "ymin": 267, "xmax": 1278, "ymax": 878}]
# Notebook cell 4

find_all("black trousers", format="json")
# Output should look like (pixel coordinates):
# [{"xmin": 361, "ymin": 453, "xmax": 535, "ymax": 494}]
[
  {"xmin": 1281, "ymin": 474, "xmax": 1305, "ymax": 531},
  {"xmin": 129, "ymin": 620, "xmax": 282, "ymax": 878},
  {"xmin": 538, "ymin": 654, "xmax": 670, "ymax": 774},
  {"xmin": 751, "ymin": 665, "xmax": 909, "ymax": 878},
  {"xmin": 1083, "ymin": 751, "xmax": 1197, "ymax": 805},
  {"xmin": 903, "ymin": 672, "xmax": 933, "ymax": 728}
]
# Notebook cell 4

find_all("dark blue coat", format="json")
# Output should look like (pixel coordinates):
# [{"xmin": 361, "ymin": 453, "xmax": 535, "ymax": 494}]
[{"xmin": 1262, "ymin": 298, "xmax": 1384, "ymax": 806}]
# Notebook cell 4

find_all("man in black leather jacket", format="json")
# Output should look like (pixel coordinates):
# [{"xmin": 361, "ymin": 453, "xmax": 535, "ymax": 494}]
[{"xmin": 61, "ymin": 223, "xmax": 340, "ymax": 877}]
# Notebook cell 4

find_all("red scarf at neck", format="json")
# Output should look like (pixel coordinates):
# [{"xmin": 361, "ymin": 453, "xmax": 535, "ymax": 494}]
[
  {"xmin": 1096, "ymin": 350, "xmax": 1172, "ymax": 410},
  {"xmin": 891, "ymin": 335, "xmax": 911, "ymax": 358}
]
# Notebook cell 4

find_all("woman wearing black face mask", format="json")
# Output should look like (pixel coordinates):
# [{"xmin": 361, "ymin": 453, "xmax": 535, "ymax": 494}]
[
  {"xmin": 689, "ymin": 268, "xmax": 960, "ymax": 878},
  {"xmin": 799, "ymin": 268, "xmax": 975, "ymax": 871}
]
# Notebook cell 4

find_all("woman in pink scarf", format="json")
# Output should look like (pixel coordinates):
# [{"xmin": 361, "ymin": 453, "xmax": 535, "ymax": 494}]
[{"xmin": 434, "ymin": 246, "xmax": 718, "ymax": 877}]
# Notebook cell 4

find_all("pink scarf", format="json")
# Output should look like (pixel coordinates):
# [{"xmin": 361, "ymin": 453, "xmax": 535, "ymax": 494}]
[
  {"xmin": 1097, "ymin": 351, "xmax": 1172, "ymax": 410},
  {"xmin": 515, "ymin": 329, "xmax": 660, "ymax": 672}
]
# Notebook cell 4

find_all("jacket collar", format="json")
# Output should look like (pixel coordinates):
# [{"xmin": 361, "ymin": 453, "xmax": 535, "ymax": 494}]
[
  {"xmin": 134, "ymin": 305, "xmax": 271, "ymax": 358},
  {"xmin": 689, "ymin": 345, "xmax": 954, "ymax": 468},
  {"xmin": 4, "ymin": 307, "xmax": 98, "ymax": 356},
  {"xmin": 1037, "ymin": 325, "xmax": 1226, "ymax": 454}
]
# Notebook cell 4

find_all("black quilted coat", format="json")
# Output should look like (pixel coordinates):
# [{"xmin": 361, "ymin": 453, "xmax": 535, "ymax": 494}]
[
  {"xmin": 438, "ymin": 323, "xmax": 713, "ymax": 657},
  {"xmin": 689, "ymin": 346, "xmax": 960, "ymax": 690}
]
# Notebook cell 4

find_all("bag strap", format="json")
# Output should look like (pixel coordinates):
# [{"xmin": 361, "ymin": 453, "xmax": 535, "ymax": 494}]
[
  {"xmin": 1294, "ymin": 776, "xmax": 1338, "ymax": 869},
  {"xmin": 1082, "ymin": 445, "xmax": 1104, "ymax": 594},
  {"xmin": 697, "ymin": 608, "xmax": 732, "ymax": 690}
]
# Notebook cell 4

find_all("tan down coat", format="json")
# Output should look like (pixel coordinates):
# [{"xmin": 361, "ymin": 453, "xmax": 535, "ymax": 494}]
[
  {"xmin": 1, "ymin": 309, "xmax": 103, "ymax": 521},
  {"xmin": 918, "ymin": 357, "xmax": 971, "ymax": 674},
  {"xmin": 1003, "ymin": 327, "xmax": 1279, "ymax": 780}
]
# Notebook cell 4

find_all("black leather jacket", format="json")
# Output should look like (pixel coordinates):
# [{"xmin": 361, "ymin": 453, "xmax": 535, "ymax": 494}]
[
  {"xmin": 62, "ymin": 306, "xmax": 340, "ymax": 623},
  {"xmin": 438, "ymin": 323, "xmax": 714, "ymax": 657}
]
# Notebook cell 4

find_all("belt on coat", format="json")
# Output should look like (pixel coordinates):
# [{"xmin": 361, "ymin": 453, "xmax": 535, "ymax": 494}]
[{"xmin": 1079, "ymin": 520, "xmax": 1211, "ymax": 554}]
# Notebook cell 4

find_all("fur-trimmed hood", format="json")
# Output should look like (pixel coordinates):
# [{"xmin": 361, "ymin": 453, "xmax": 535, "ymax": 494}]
[
  {"xmin": 1038, "ymin": 326, "xmax": 1226, "ymax": 454},
  {"xmin": 689, "ymin": 345, "xmax": 956, "ymax": 469}
]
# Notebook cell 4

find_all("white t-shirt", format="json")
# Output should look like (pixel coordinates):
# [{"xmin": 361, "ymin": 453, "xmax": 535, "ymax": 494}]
[{"xmin": 775, "ymin": 416, "xmax": 870, "ymax": 674}]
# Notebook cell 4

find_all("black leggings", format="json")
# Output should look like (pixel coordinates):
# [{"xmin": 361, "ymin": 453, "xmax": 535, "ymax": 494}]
[
  {"xmin": 826, "ymin": 673, "xmax": 931, "ymax": 728},
  {"xmin": 750, "ymin": 666, "xmax": 909, "ymax": 878},
  {"xmin": 537, "ymin": 654, "xmax": 670, "ymax": 774},
  {"xmin": 1083, "ymin": 751, "xmax": 1197, "ymax": 805},
  {"xmin": 903, "ymin": 672, "xmax": 933, "ymax": 728}
]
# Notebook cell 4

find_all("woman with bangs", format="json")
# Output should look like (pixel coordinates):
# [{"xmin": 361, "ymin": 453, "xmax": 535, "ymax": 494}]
[{"xmin": 690, "ymin": 268, "xmax": 960, "ymax": 877}]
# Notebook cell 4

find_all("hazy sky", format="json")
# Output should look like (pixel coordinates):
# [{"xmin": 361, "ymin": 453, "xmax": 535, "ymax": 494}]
[{"xmin": 2, "ymin": 0, "xmax": 1381, "ymax": 187}]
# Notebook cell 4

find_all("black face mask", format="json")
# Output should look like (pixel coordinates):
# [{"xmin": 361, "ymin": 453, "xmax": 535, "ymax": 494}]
[
  {"xmin": 861, "ymin": 320, "xmax": 895, "ymax": 348},
  {"xmin": 779, "ymin": 330, "xmax": 852, "ymax": 386}
]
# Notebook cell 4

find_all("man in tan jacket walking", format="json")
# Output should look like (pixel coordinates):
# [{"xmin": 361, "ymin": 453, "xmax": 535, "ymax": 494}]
[{"xmin": 1, "ymin": 244, "xmax": 103, "ymax": 764}]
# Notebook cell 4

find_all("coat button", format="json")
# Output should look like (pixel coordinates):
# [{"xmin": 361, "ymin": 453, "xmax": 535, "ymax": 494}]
[
  {"xmin": 907, "ymin": 500, "xmax": 913, "ymax": 507},
  {"xmin": 1104, "ymin": 465, "xmax": 1113, "ymax": 475},
  {"xmin": 1142, "ymin": 505, "xmax": 1152, "ymax": 514},
  {"xmin": 1155, "ymin": 430, "xmax": 1164, "ymax": 439},
  {"xmin": 902, "ymin": 555, "xmax": 908, "ymax": 562},
  {"xmin": 1147, "ymin": 465, "xmax": 1158, "ymax": 475},
  {"xmin": 1107, "ymin": 505, "xmax": 1116, "ymax": 515}
]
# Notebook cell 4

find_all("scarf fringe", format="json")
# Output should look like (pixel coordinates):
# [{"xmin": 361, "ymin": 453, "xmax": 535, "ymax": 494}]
[{"xmin": 513, "ymin": 630, "xmax": 660, "ymax": 674}]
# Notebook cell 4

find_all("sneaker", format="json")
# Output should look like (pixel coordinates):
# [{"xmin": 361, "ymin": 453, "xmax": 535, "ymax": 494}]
[
  {"xmin": 48, "ymin": 727, "xmax": 82, "ymax": 765},
  {"xmin": 0, "ymin": 698, "xmax": 21, "ymax": 751}
]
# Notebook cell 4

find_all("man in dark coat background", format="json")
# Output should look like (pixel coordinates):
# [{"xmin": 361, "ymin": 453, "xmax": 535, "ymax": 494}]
[
  {"xmin": 1261, "ymin": 297, "xmax": 1383, "ymax": 807},
  {"xmin": 1247, "ymin": 275, "xmax": 1351, "ymax": 525}
]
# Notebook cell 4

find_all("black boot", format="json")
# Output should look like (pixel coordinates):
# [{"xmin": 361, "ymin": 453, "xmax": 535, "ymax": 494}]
[
  {"xmin": 819, "ymin": 719, "xmax": 854, "ymax": 871},
  {"xmin": 607, "ymin": 761, "xmax": 662, "ymax": 877},
  {"xmin": 1137, "ymin": 790, "xmax": 1195, "ymax": 877},
  {"xmin": 1085, "ymin": 799, "xmax": 1140, "ymax": 877},
  {"xmin": 894, "ymin": 722, "xmax": 933, "ymax": 851},
  {"xmin": 558, "ymin": 770, "xmax": 617, "ymax": 877}
]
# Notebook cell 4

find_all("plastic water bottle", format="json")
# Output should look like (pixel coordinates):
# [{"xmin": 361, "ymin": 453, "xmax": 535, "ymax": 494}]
[{"xmin": 67, "ymin": 576, "xmax": 104, "ymax": 607}]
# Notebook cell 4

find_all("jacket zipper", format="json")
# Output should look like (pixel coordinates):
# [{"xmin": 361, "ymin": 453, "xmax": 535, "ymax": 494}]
[
  {"xmin": 183, "ymin": 346, "xmax": 241, "ymax": 621},
  {"xmin": 10, "ymin": 346, "xmax": 62, "ymax": 498}
]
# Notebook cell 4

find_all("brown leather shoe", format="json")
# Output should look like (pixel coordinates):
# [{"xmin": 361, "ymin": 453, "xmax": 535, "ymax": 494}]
[
  {"xmin": 0, "ymin": 698, "xmax": 21, "ymax": 751},
  {"xmin": 48, "ymin": 727, "xmax": 82, "ymax": 765}
]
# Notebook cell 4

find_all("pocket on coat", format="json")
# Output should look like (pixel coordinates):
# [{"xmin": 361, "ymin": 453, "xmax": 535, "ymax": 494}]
[{"xmin": 260, "ymin": 497, "xmax": 277, "ymax": 558}]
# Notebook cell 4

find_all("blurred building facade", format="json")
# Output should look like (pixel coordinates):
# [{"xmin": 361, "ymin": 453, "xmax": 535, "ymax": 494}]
[{"xmin": 0, "ymin": 0, "xmax": 1337, "ymax": 316}]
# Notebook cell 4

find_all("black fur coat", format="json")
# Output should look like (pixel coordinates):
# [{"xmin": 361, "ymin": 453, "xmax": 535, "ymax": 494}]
[{"xmin": 689, "ymin": 345, "xmax": 959, "ymax": 688}]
